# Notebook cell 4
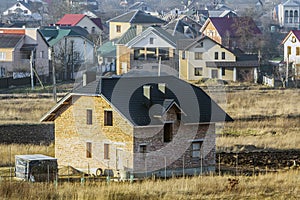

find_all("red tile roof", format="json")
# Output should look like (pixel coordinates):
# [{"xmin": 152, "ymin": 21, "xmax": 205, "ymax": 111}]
[
  {"xmin": 56, "ymin": 14, "xmax": 86, "ymax": 26},
  {"xmin": 209, "ymin": 17, "xmax": 261, "ymax": 37}
]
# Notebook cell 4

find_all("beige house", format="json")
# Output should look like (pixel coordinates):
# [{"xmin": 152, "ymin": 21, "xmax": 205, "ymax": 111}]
[
  {"xmin": 0, "ymin": 28, "xmax": 49, "ymax": 79},
  {"xmin": 41, "ymin": 75, "xmax": 232, "ymax": 178},
  {"xmin": 178, "ymin": 36, "xmax": 259, "ymax": 82},
  {"xmin": 107, "ymin": 10, "xmax": 165, "ymax": 41}
]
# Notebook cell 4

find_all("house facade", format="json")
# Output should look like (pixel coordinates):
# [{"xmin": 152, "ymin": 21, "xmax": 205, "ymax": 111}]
[
  {"xmin": 281, "ymin": 30, "xmax": 300, "ymax": 79},
  {"xmin": 0, "ymin": 28, "xmax": 49, "ymax": 79},
  {"xmin": 178, "ymin": 36, "xmax": 259, "ymax": 82},
  {"xmin": 39, "ymin": 26, "xmax": 96, "ymax": 79},
  {"xmin": 3, "ymin": 0, "xmax": 32, "ymax": 16},
  {"xmin": 273, "ymin": 0, "xmax": 300, "ymax": 30},
  {"xmin": 115, "ymin": 26, "xmax": 186, "ymax": 75},
  {"xmin": 200, "ymin": 17, "xmax": 261, "ymax": 52},
  {"xmin": 107, "ymin": 10, "xmax": 165, "ymax": 41},
  {"xmin": 41, "ymin": 75, "xmax": 233, "ymax": 178}
]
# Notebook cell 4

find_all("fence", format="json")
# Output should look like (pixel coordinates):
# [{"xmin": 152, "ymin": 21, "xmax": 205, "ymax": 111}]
[{"xmin": 0, "ymin": 77, "xmax": 31, "ymax": 89}]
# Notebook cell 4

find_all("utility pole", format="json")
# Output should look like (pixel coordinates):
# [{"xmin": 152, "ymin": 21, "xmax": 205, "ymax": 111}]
[
  {"xmin": 286, "ymin": 55, "xmax": 289, "ymax": 88},
  {"xmin": 30, "ymin": 50, "xmax": 34, "ymax": 90},
  {"xmin": 51, "ymin": 47, "xmax": 57, "ymax": 102}
]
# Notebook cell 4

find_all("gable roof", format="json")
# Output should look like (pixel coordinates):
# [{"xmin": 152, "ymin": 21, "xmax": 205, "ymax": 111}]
[
  {"xmin": 202, "ymin": 17, "xmax": 261, "ymax": 37},
  {"xmin": 56, "ymin": 14, "xmax": 86, "ymax": 26},
  {"xmin": 41, "ymin": 76, "xmax": 233, "ymax": 126},
  {"xmin": 126, "ymin": 26, "xmax": 184, "ymax": 48},
  {"xmin": 0, "ymin": 34, "xmax": 24, "ymax": 48},
  {"xmin": 90, "ymin": 18, "xmax": 103, "ymax": 30},
  {"xmin": 164, "ymin": 19, "xmax": 199, "ymax": 38},
  {"xmin": 39, "ymin": 26, "xmax": 89, "ymax": 46},
  {"xmin": 108, "ymin": 10, "xmax": 165, "ymax": 24},
  {"xmin": 281, "ymin": 30, "xmax": 300, "ymax": 44}
]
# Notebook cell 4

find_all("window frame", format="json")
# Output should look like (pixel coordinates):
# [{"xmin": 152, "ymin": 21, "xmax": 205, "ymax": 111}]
[
  {"xmin": 191, "ymin": 141, "xmax": 203, "ymax": 158},
  {"xmin": 87, "ymin": 109, "xmax": 93, "ymax": 125},
  {"xmin": 86, "ymin": 142, "xmax": 92, "ymax": 158},
  {"xmin": 214, "ymin": 52, "xmax": 219, "ymax": 60},
  {"xmin": 0, "ymin": 52, "xmax": 6, "ymax": 60},
  {"xmin": 194, "ymin": 52, "xmax": 202, "ymax": 60},
  {"xmin": 194, "ymin": 67, "xmax": 203, "ymax": 76},
  {"xmin": 116, "ymin": 25, "xmax": 121, "ymax": 33},
  {"xmin": 104, "ymin": 110, "xmax": 113, "ymax": 126},
  {"xmin": 222, "ymin": 52, "xmax": 225, "ymax": 60},
  {"xmin": 163, "ymin": 122, "xmax": 173, "ymax": 143},
  {"xmin": 139, "ymin": 144, "xmax": 147, "ymax": 153}
]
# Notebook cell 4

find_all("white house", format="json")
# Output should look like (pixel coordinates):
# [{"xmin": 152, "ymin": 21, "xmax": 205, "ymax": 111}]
[{"xmin": 3, "ymin": 0, "xmax": 32, "ymax": 16}]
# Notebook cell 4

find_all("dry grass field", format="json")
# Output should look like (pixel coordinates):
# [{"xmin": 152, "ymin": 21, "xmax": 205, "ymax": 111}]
[{"xmin": 0, "ymin": 170, "xmax": 299, "ymax": 199}]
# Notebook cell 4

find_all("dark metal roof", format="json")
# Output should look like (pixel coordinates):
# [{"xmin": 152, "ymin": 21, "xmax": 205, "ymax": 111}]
[
  {"xmin": 0, "ymin": 34, "xmax": 23, "ymax": 48},
  {"xmin": 108, "ymin": 10, "xmax": 165, "ymax": 24},
  {"xmin": 206, "ymin": 60, "xmax": 259, "ymax": 68},
  {"xmin": 72, "ymin": 76, "xmax": 233, "ymax": 126}
]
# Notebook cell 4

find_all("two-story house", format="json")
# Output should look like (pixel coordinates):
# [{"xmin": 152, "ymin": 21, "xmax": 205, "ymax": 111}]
[
  {"xmin": 107, "ymin": 10, "xmax": 166, "ymax": 41},
  {"xmin": 273, "ymin": 0, "xmax": 300, "ymax": 30},
  {"xmin": 281, "ymin": 30, "xmax": 300, "ymax": 80},
  {"xmin": 41, "ymin": 75, "xmax": 233, "ymax": 178},
  {"xmin": 56, "ymin": 14, "xmax": 103, "ymax": 35},
  {"xmin": 39, "ymin": 26, "xmax": 96, "ymax": 80},
  {"xmin": 0, "ymin": 28, "xmax": 49, "ymax": 80},
  {"xmin": 115, "ymin": 25, "xmax": 187, "ymax": 75},
  {"xmin": 178, "ymin": 36, "xmax": 259, "ymax": 82},
  {"xmin": 200, "ymin": 17, "xmax": 261, "ymax": 52},
  {"xmin": 3, "ymin": 0, "xmax": 32, "ymax": 16}
]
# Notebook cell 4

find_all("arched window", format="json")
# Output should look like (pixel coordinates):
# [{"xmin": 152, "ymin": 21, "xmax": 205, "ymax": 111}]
[
  {"xmin": 295, "ymin": 11, "xmax": 299, "ymax": 23},
  {"xmin": 290, "ymin": 10, "xmax": 294, "ymax": 17},
  {"xmin": 285, "ymin": 10, "xmax": 289, "ymax": 17}
]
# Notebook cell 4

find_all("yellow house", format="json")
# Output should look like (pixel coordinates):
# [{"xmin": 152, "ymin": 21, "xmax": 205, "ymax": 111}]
[
  {"xmin": 41, "ymin": 75, "xmax": 233, "ymax": 178},
  {"xmin": 107, "ymin": 10, "xmax": 165, "ymax": 41},
  {"xmin": 178, "ymin": 36, "xmax": 259, "ymax": 82}
]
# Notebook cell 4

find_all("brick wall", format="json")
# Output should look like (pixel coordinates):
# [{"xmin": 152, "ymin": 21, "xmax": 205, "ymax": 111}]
[{"xmin": 0, "ymin": 124, "xmax": 54, "ymax": 144}]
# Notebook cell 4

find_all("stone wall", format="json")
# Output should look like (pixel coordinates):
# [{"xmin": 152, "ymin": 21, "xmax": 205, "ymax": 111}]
[{"xmin": 0, "ymin": 124, "xmax": 54, "ymax": 145}]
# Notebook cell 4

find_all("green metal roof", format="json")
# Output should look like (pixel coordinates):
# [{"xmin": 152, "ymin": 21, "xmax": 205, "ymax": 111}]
[{"xmin": 97, "ymin": 40, "xmax": 116, "ymax": 57}]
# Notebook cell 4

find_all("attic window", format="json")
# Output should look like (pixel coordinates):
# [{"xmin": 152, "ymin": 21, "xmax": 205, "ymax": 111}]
[
  {"xmin": 149, "ymin": 37, "xmax": 154, "ymax": 44},
  {"xmin": 17, "ymin": 3, "xmax": 20, "ymax": 7},
  {"xmin": 116, "ymin": 25, "xmax": 121, "ymax": 33},
  {"xmin": 91, "ymin": 27, "xmax": 96, "ymax": 34},
  {"xmin": 194, "ymin": 52, "xmax": 202, "ymax": 60},
  {"xmin": 182, "ymin": 51, "xmax": 186, "ymax": 59},
  {"xmin": 222, "ymin": 52, "xmax": 225, "ymax": 60}
]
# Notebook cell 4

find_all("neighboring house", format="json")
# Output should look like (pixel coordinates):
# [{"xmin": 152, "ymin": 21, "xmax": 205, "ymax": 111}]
[
  {"xmin": 41, "ymin": 75, "xmax": 233, "ymax": 178},
  {"xmin": 3, "ymin": 0, "xmax": 32, "ymax": 16},
  {"xmin": 178, "ymin": 36, "xmax": 259, "ymax": 82},
  {"xmin": 164, "ymin": 18, "xmax": 200, "ymax": 39},
  {"xmin": 107, "ymin": 10, "xmax": 166, "ymax": 41},
  {"xmin": 0, "ymin": 28, "xmax": 49, "ymax": 80},
  {"xmin": 273, "ymin": 0, "xmax": 300, "ymax": 30},
  {"xmin": 56, "ymin": 14, "xmax": 103, "ymax": 35},
  {"xmin": 200, "ymin": 17, "xmax": 261, "ymax": 51},
  {"xmin": 127, "ymin": 1, "xmax": 159, "ymax": 16},
  {"xmin": 39, "ymin": 26, "xmax": 96, "ymax": 79},
  {"xmin": 115, "ymin": 25, "xmax": 187, "ymax": 75},
  {"xmin": 97, "ymin": 40, "xmax": 117, "ymax": 74},
  {"xmin": 281, "ymin": 30, "xmax": 300, "ymax": 80}
]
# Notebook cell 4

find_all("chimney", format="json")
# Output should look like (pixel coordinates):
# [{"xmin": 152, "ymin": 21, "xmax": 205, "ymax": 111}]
[
  {"xmin": 83, "ymin": 71, "xmax": 96, "ymax": 86},
  {"xmin": 143, "ymin": 85, "xmax": 151, "ymax": 99},
  {"xmin": 158, "ymin": 83, "xmax": 166, "ymax": 94}
]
